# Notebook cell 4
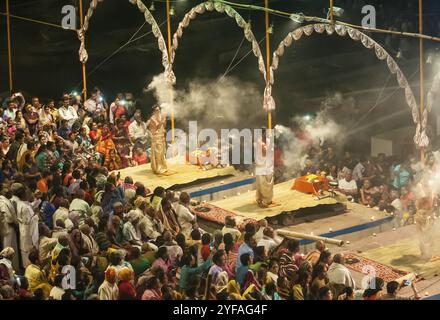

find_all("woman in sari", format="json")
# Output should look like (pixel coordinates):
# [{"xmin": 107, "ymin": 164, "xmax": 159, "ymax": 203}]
[
  {"xmin": 96, "ymin": 124, "xmax": 116, "ymax": 164},
  {"xmin": 104, "ymin": 149, "xmax": 122, "ymax": 171},
  {"xmin": 112, "ymin": 118, "xmax": 131, "ymax": 168},
  {"xmin": 141, "ymin": 276, "xmax": 163, "ymax": 300},
  {"xmin": 360, "ymin": 179, "xmax": 380, "ymax": 207},
  {"xmin": 236, "ymin": 253, "xmax": 259, "ymax": 293},
  {"xmin": 14, "ymin": 110, "xmax": 27, "ymax": 131},
  {"xmin": 223, "ymin": 233, "xmax": 239, "ymax": 273},
  {"xmin": 23, "ymin": 103, "xmax": 39, "ymax": 136},
  {"xmin": 68, "ymin": 229, "xmax": 89, "ymax": 265}
]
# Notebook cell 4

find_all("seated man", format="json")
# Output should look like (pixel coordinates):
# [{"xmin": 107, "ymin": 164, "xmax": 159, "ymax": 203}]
[
  {"xmin": 327, "ymin": 253, "xmax": 356, "ymax": 290},
  {"xmin": 337, "ymin": 170, "xmax": 358, "ymax": 201}
]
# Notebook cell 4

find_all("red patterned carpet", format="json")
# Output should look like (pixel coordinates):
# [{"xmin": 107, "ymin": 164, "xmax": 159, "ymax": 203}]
[
  {"xmin": 344, "ymin": 252, "xmax": 409, "ymax": 282},
  {"xmin": 192, "ymin": 203, "xmax": 257, "ymax": 230}
]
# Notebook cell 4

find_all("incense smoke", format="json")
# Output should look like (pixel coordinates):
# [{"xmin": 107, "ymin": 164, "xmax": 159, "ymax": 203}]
[
  {"xmin": 145, "ymin": 73, "xmax": 264, "ymax": 130},
  {"xmin": 274, "ymin": 95, "xmax": 348, "ymax": 178}
]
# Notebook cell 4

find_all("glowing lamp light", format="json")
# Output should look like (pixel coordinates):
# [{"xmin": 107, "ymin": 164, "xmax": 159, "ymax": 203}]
[
  {"xmin": 268, "ymin": 23, "xmax": 274, "ymax": 34},
  {"xmin": 427, "ymin": 54, "xmax": 433, "ymax": 64},
  {"xmin": 72, "ymin": 91, "xmax": 78, "ymax": 96},
  {"xmin": 120, "ymin": 100, "xmax": 126, "ymax": 106},
  {"xmin": 169, "ymin": 6, "xmax": 175, "ymax": 16},
  {"xmin": 303, "ymin": 114, "xmax": 312, "ymax": 122},
  {"xmin": 149, "ymin": 1, "xmax": 155, "ymax": 11}
]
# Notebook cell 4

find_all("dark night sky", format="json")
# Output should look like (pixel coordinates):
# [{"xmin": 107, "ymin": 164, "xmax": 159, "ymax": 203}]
[{"xmin": 0, "ymin": 0, "xmax": 439, "ymax": 142}]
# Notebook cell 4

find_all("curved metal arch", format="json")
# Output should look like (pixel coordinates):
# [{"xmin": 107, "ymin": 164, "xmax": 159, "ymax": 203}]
[
  {"xmin": 270, "ymin": 23, "xmax": 424, "ymax": 147},
  {"xmin": 171, "ymin": 1, "xmax": 266, "ymax": 79},
  {"xmin": 425, "ymin": 72, "xmax": 440, "ymax": 147},
  {"xmin": 77, "ymin": 0, "xmax": 175, "ymax": 85},
  {"xmin": 170, "ymin": 1, "xmax": 270, "ymax": 106}
]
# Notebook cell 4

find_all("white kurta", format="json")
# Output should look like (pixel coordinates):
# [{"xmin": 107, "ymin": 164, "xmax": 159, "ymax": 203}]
[
  {"xmin": 0, "ymin": 195, "xmax": 20, "ymax": 270},
  {"xmin": 254, "ymin": 137, "xmax": 274, "ymax": 207},
  {"xmin": 16, "ymin": 200, "xmax": 39, "ymax": 268},
  {"xmin": 175, "ymin": 203, "xmax": 195, "ymax": 238}
]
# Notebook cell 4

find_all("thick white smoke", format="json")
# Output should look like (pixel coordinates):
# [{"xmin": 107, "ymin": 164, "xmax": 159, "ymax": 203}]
[
  {"xmin": 145, "ymin": 73, "xmax": 264, "ymax": 130},
  {"xmin": 274, "ymin": 105, "xmax": 345, "ymax": 178}
]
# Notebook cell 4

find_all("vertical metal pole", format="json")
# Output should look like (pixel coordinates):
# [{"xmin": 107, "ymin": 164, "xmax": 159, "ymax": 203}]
[
  {"xmin": 265, "ymin": 0, "xmax": 271, "ymax": 130},
  {"xmin": 6, "ymin": 0, "xmax": 13, "ymax": 92},
  {"xmin": 419, "ymin": 0, "xmax": 425, "ymax": 163},
  {"xmin": 166, "ymin": 0, "xmax": 174, "ymax": 143},
  {"xmin": 330, "ymin": 0, "xmax": 334, "ymax": 22},
  {"xmin": 79, "ymin": 0, "xmax": 87, "ymax": 99}
]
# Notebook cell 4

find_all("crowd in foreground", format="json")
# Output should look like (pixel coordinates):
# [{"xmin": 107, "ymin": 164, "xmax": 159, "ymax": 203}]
[{"xmin": 0, "ymin": 89, "xmax": 435, "ymax": 300}]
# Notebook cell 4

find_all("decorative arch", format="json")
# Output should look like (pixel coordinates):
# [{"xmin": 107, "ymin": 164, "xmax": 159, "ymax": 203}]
[
  {"xmin": 424, "ymin": 72, "xmax": 440, "ymax": 147},
  {"xmin": 77, "ymin": 0, "xmax": 175, "ymax": 85},
  {"xmin": 170, "ymin": 1, "xmax": 272, "ymax": 109},
  {"xmin": 270, "ymin": 23, "xmax": 424, "ymax": 147}
]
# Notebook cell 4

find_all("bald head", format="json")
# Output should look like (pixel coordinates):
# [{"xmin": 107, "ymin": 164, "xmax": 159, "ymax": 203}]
[
  {"xmin": 263, "ymin": 227, "xmax": 274, "ymax": 238},
  {"xmin": 333, "ymin": 253, "xmax": 345, "ymax": 265}
]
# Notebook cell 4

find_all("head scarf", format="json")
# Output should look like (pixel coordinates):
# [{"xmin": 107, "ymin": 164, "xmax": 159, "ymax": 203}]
[
  {"xmin": 214, "ymin": 271, "xmax": 229, "ymax": 294},
  {"xmin": 118, "ymin": 267, "xmax": 133, "ymax": 282},
  {"xmin": 0, "ymin": 247, "xmax": 14, "ymax": 259},
  {"xmin": 69, "ymin": 229, "xmax": 84, "ymax": 260},
  {"xmin": 11, "ymin": 183, "xmax": 24, "ymax": 193},
  {"xmin": 126, "ymin": 210, "xmax": 141, "ymax": 223},
  {"xmin": 105, "ymin": 267, "xmax": 117, "ymax": 283}
]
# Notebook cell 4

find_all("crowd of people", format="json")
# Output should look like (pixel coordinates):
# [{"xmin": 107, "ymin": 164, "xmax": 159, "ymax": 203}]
[
  {"xmin": 295, "ymin": 144, "xmax": 439, "ymax": 232},
  {"xmin": 0, "ymin": 88, "xmax": 433, "ymax": 301}
]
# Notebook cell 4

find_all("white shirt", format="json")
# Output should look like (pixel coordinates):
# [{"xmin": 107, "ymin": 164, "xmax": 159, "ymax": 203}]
[
  {"xmin": 328, "ymin": 262, "xmax": 356, "ymax": 289},
  {"xmin": 49, "ymin": 286, "xmax": 65, "ymax": 300},
  {"xmin": 84, "ymin": 98, "xmax": 106, "ymax": 114},
  {"xmin": 352, "ymin": 163, "xmax": 365, "ymax": 182},
  {"xmin": 391, "ymin": 199, "xmax": 402, "ymax": 212},
  {"xmin": 221, "ymin": 226, "xmax": 241, "ymax": 242},
  {"xmin": 258, "ymin": 236, "xmax": 279, "ymax": 255},
  {"xmin": 175, "ymin": 203, "xmax": 195, "ymax": 237},
  {"xmin": 0, "ymin": 195, "xmax": 17, "ymax": 236},
  {"xmin": 58, "ymin": 106, "xmax": 79, "ymax": 127},
  {"xmin": 123, "ymin": 221, "xmax": 142, "ymax": 246},
  {"xmin": 338, "ymin": 179, "xmax": 358, "ymax": 192},
  {"xmin": 128, "ymin": 121, "xmax": 148, "ymax": 141},
  {"xmin": 98, "ymin": 280, "xmax": 119, "ymax": 300},
  {"xmin": 16, "ymin": 199, "xmax": 39, "ymax": 252},
  {"xmin": 3, "ymin": 108, "xmax": 16, "ymax": 121},
  {"xmin": 139, "ymin": 212, "xmax": 163, "ymax": 240},
  {"xmin": 38, "ymin": 109, "xmax": 53, "ymax": 126},
  {"xmin": 52, "ymin": 207, "xmax": 69, "ymax": 226}
]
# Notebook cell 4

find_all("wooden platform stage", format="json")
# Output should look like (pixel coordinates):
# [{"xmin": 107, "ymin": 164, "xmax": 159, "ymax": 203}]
[
  {"xmin": 206, "ymin": 180, "xmax": 347, "ymax": 221},
  {"xmin": 114, "ymin": 159, "xmax": 237, "ymax": 191}
]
